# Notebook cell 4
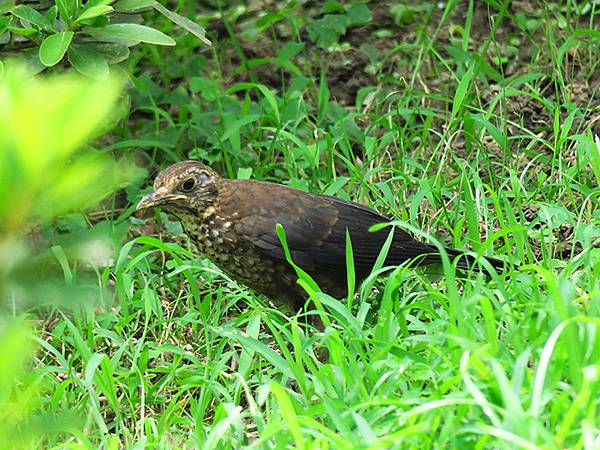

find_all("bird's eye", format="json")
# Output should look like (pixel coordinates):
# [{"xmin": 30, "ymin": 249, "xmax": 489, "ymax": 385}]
[{"xmin": 180, "ymin": 178, "xmax": 196, "ymax": 192}]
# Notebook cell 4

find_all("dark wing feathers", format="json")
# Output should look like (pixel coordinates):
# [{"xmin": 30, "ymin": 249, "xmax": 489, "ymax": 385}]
[
  {"xmin": 325, "ymin": 195, "xmax": 440, "ymax": 268},
  {"xmin": 231, "ymin": 182, "xmax": 441, "ymax": 274},
  {"xmin": 234, "ymin": 189, "xmax": 339, "ymax": 271},
  {"xmin": 325, "ymin": 196, "xmax": 504, "ymax": 272}
]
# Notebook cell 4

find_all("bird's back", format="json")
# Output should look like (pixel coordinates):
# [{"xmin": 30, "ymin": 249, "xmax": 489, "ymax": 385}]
[{"xmin": 220, "ymin": 180, "xmax": 438, "ymax": 272}]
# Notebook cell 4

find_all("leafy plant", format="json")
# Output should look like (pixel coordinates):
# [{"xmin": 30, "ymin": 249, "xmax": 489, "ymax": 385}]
[
  {"xmin": 0, "ymin": 67, "xmax": 124, "ymax": 230},
  {"xmin": 0, "ymin": 65, "xmax": 128, "ymax": 314},
  {"xmin": 0, "ymin": 66, "xmax": 129, "ymax": 447},
  {"xmin": 0, "ymin": 0, "xmax": 210, "ymax": 78},
  {"xmin": 306, "ymin": 2, "xmax": 372, "ymax": 48}
]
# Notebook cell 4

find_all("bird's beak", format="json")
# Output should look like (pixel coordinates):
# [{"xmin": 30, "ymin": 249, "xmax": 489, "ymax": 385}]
[
  {"xmin": 136, "ymin": 187, "xmax": 186, "ymax": 211},
  {"xmin": 136, "ymin": 192, "xmax": 159, "ymax": 211}
]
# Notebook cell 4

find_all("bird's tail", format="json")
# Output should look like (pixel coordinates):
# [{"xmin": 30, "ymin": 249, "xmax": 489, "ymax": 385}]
[{"xmin": 422, "ymin": 246, "xmax": 504, "ymax": 275}]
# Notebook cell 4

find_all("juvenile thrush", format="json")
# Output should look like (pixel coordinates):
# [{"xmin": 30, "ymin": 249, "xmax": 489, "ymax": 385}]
[{"xmin": 137, "ymin": 161, "xmax": 503, "ymax": 312}]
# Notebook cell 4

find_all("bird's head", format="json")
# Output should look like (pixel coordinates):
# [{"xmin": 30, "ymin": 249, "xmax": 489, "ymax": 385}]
[{"xmin": 136, "ymin": 161, "xmax": 220, "ymax": 215}]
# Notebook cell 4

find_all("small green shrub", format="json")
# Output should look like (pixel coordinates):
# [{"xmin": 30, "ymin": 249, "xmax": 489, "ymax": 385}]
[{"xmin": 0, "ymin": 0, "xmax": 210, "ymax": 78}]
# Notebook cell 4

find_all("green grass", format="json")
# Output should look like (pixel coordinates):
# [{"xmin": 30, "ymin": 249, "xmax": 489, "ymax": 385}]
[{"xmin": 4, "ymin": 1, "xmax": 600, "ymax": 448}]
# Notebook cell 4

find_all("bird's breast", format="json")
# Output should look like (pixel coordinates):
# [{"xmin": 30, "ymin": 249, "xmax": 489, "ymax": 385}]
[{"xmin": 176, "ymin": 211, "xmax": 282, "ymax": 297}]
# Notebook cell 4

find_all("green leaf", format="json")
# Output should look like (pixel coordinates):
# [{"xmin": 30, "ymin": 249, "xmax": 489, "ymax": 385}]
[
  {"xmin": 76, "ymin": 4, "xmax": 113, "ymax": 23},
  {"xmin": 18, "ymin": 48, "xmax": 47, "ymax": 76},
  {"xmin": 346, "ymin": 3, "xmax": 372, "ymax": 25},
  {"xmin": 113, "ymin": 0, "xmax": 156, "ymax": 11},
  {"xmin": 306, "ymin": 14, "xmax": 348, "ymax": 48},
  {"xmin": 68, "ymin": 44, "xmax": 109, "ymax": 79},
  {"xmin": 317, "ymin": 69, "xmax": 329, "ymax": 121},
  {"xmin": 83, "ymin": 29, "xmax": 139, "ymax": 46},
  {"xmin": 85, "ymin": 42, "xmax": 130, "ymax": 64},
  {"xmin": 0, "ymin": 2, "xmax": 12, "ymax": 14},
  {"xmin": 152, "ymin": 2, "xmax": 211, "ymax": 46},
  {"xmin": 345, "ymin": 228, "xmax": 355, "ymax": 307},
  {"xmin": 218, "ymin": 328, "xmax": 293, "ymax": 378},
  {"xmin": 275, "ymin": 224, "xmax": 320, "ymax": 293},
  {"xmin": 189, "ymin": 77, "xmax": 220, "ymax": 101},
  {"xmin": 471, "ymin": 113, "xmax": 508, "ymax": 151},
  {"xmin": 275, "ymin": 41, "xmax": 304, "ymax": 65},
  {"xmin": 8, "ymin": 26, "xmax": 39, "ymax": 38},
  {"xmin": 45, "ymin": 6, "xmax": 58, "ymax": 25},
  {"xmin": 11, "ymin": 5, "xmax": 52, "ymax": 30},
  {"xmin": 575, "ymin": 28, "xmax": 600, "ymax": 40},
  {"xmin": 56, "ymin": 0, "xmax": 78, "ymax": 23},
  {"xmin": 84, "ymin": 0, "xmax": 116, "ymax": 7},
  {"xmin": 236, "ymin": 313, "xmax": 260, "ymax": 377},
  {"xmin": 226, "ymin": 82, "xmax": 280, "ymax": 123},
  {"xmin": 203, "ymin": 406, "xmax": 243, "ymax": 450},
  {"xmin": 0, "ymin": 16, "xmax": 12, "ymax": 35},
  {"xmin": 85, "ymin": 23, "xmax": 175, "ymax": 46},
  {"xmin": 270, "ymin": 383, "xmax": 305, "ymax": 449},
  {"xmin": 221, "ymin": 114, "xmax": 260, "ymax": 142},
  {"xmin": 39, "ymin": 31, "xmax": 74, "ymax": 67},
  {"xmin": 236, "ymin": 167, "xmax": 252, "ymax": 180},
  {"xmin": 323, "ymin": 0, "xmax": 345, "ymax": 13},
  {"xmin": 451, "ymin": 61, "xmax": 477, "ymax": 119},
  {"xmin": 390, "ymin": 4, "xmax": 415, "ymax": 25}
]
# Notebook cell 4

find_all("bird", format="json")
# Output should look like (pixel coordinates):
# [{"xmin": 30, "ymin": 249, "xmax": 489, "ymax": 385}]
[{"xmin": 136, "ymin": 160, "xmax": 504, "ymax": 315}]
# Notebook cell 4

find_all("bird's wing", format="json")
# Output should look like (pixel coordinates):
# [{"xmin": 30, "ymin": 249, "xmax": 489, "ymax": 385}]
[
  {"xmin": 225, "ymin": 181, "xmax": 434, "ymax": 274},
  {"xmin": 322, "ymin": 195, "xmax": 438, "ymax": 263},
  {"xmin": 228, "ymin": 183, "xmax": 340, "ymax": 271}
]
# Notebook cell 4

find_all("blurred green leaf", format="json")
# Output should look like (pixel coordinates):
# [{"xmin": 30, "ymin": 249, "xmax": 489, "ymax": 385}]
[
  {"xmin": 270, "ymin": 383, "xmax": 304, "ymax": 449},
  {"xmin": 323, "ymin": 0, "xmax": 345, "ymax": 13},
  {"xmin": 390, "ymin": 4, "xmax": 417, "ymax": 25},
  {"xmin": 0, "ymin": 67, "xmax": 124, "ymax": 229},
  {"xmin": 307, "ymin": 14, "xmax": 348, "ymax": 48},
  {"xmin": 86, "ymin": 42, "xmax": 130, "ymax": 64},
  {"xmin": 237, "ymin": 167, "xmax": 252, "ymax": 179},
  {"xmin": 8, "ymin": 26, "xmax": 39, "ymax": 38},
  {"xmin": 11, "ymin": 4, "xmax": 52, "ymax": 30},
  {"xmin": 152, "ymin": 1, "xmax": 211, "ymax": 46},
  {"xmin": 190, "ymin": 77, "xmax": 221, "ymax": 100},
  {"xmin": 0, "ymin": 319, "xmax": 30, "ymax": 391},
  {"xmin": 39, "ymin": 31, "xmax": 74, "ymax": 67},
  {"xmin": 0, "ymin": 319, "xmax": 34, "ymax": 446},
  {"xmin": 85, "ymin": 23, "xmax": 176, "ymax": 46},
  {"xmin": 75, "ymin": 4, "xmax": 113, "ymax": 23},
  {"xmin": 56, "ymin": 0, "xmax": 78, "ymax": 23},
  {"xmin": 114, "ymin": 0, "xmax": 156, "ymax": 11},
  {"xmin": 45, "ymin": 5, "xmax": 58, "ymax": 24},
  {"xmin": 275, "ymin": 41, "xmax": 304, "ymax": 65},
  {"xmin": 0, "ymin": 3, "xmax": 12, "ymax": 15},
  {"xmin": 0, "ymin": 16, "xmax": 12, "ymax": 34},
  {"xmin": 68, "ymin": 43, "xmax": 110, "ymax": 79},
  {"xmin": 346, "ymin": 3, "xmax": 372, "ymax": 25}
]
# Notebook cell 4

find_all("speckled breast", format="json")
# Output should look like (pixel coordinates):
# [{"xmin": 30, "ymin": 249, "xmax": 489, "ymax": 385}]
[{"xmin": 175, "ymin": 211, "xmax": 282, "ymax": 298}]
